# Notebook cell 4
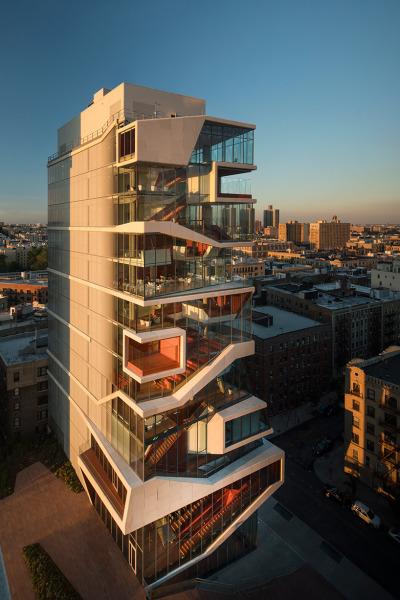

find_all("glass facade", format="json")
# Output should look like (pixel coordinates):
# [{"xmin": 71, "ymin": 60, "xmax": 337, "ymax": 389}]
[
  {"xmin": 114, "ymin": 293, "xmax": 252, "ymax": 404},
  {"xmin": 225, "ymin": 409, "xmax": 269, "ymax": 448},
  {"xmin": 105, "ymin": 357, "xmax": 257, "ymax": 481},
  {"xmin": 117, "ymin": 163, "xmax": 254, "ymax": 241},
  {"xmin": 190, "ymin": 123, "xmax": 254, "ymax": 165},
  {"xmin": 83, "ymin": 460, "xmax": 280, "ymax": 588},
  {"xmin": 132, "ymin": 461, "xmax": 280, "ymax": 585},
  {"xmin": 116, "ymin": 233, "xmax": 233, "ymax": 298},
  {"xmin": 84, "ymin": 478, "xmax": 260, "ymax": 592}
]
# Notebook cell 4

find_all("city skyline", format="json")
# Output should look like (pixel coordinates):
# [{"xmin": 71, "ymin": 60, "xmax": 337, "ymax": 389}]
[{"xmin": 0, "ymin": 0, "xmax": 399, "ymax": 223}]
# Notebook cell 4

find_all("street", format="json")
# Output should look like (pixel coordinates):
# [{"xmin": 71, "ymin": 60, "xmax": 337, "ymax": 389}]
[{"xmin": 273, "ymin": 411, "xmax": 399, "ymax": 598}]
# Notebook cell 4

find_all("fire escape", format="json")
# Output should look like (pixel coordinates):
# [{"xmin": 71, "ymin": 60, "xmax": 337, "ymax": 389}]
[{"xmin": 376, "ymin": 396, "xmax": 400, "ymax": 491}]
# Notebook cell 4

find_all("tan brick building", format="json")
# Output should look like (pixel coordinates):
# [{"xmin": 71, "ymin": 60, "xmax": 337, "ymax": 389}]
[
  {"xmin": 310, "ymin": 218, "xmax": 350, "ymax": 250},
  {"xmin": 279, "ymin": 221, "xmax": 310, "ymax": 244},
  {"xmin": 344, "ymin": 346, "xmax": 400, "ymax": 499}
]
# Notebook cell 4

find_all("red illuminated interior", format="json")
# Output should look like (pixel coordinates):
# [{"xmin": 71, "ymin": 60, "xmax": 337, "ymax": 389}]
[{"xmin": 127, "ymin": 336, "xmax": 181, "ymax": 377}]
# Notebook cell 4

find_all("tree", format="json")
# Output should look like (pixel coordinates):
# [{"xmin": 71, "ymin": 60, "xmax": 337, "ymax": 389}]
[{"xmin": 28, "ymin": 248, "xmax": 47, "ymax": 271}]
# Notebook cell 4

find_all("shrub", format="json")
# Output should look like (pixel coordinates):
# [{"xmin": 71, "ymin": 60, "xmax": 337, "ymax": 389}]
[
  {"xmin": 54, "ymin": 461, "xmax": 84, "ymax": 494},
  {"xmin": 22, "ymin": 543, "xmax": 82, "ymax": 600}
]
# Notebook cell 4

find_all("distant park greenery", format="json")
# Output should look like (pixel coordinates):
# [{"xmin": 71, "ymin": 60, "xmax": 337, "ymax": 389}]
[
  {"xmin": 0, "ymin": 247, "xmax": 47, "ymax": 273},
  {"xmin": 28, "ymin": 247, "xmax": 48, "ymax": 271},
  {"xmin": 22, "ymin": 543, "xmax": 83, "ymax": 600}
]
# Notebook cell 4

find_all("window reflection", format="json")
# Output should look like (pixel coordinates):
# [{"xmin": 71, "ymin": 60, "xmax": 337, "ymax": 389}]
[{"xmin": 190, "ymin": 123, "xmax": 254, "ymax": 166}]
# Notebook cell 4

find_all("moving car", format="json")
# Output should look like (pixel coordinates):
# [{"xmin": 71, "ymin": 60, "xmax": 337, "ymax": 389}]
[
  {"xmin": 312, "ymin": 438, "xmax": 334, "ymax": 456},
  {"xmin": 351, "ymin": 501, "xmax": 381, "ymax": 529}
]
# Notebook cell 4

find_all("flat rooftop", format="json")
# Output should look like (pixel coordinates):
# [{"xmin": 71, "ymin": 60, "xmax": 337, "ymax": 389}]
[
  {"xmin": 251, "ymin": 305, "xmax": 325, "ymax": 339},
  {"xmin": 0, "ymin": 330, "xmax": 48, "ymax": 365},
  {"xmin": 364, "ymin": 353, "xmax": 400, "ymax": 386},
  {"xmin": 268, "ymin": 283, "xmax": 381, "ymax": 311}
]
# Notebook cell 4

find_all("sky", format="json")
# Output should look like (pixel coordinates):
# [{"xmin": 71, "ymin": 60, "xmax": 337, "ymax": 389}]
[{"xmin": 0, "ymin": 0, "xmax": 399, "ymax": 224}]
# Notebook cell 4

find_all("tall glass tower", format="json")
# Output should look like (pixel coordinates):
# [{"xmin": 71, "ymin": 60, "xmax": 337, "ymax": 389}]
[{"xmin": 48, "ymin": 83, "xmax": 284, "ymax": 593}]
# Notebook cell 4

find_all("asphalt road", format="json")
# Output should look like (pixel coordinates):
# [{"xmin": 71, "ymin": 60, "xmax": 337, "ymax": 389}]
[{"xmin": 273, "ymin": 411, "xmax": 399, "ymax": 598}]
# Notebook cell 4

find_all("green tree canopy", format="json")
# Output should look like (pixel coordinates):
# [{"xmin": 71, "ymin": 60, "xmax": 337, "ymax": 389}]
[{"xmin": 28, "ymin": 247, "xmax": 48, "ymax": 271}]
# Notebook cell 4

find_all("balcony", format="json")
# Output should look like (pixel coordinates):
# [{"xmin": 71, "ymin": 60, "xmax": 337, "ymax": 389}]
[
  {"xmin": 218, "ymin": 177, "xmax": 252, "ymax": 199},
  {"xmin": 79, "ymin": 441, "xmax": 126, "ymax": 519}
]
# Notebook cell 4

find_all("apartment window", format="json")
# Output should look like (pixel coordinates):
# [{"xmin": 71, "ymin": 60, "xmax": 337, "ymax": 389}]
[
  {"xmin": 353, "ymin": 416, "xmax": 360, "ymax": 429},
  {"xmin": 365, "ymin": 456, "xmax": 371, "ymax": 467},
  {"xmin": 37, "ymin": 409, "xmax": 48, "ymax": 421},
  {"xmin": 119, "ymin": 128, "xmax": 136, "ymax": 160},
  {"xmin": 352, "ymin": 433, "xmax": 359, "ymax": 445},
  {"xmin": 385, "ymin": 413, "xmax": 397, "ymax": 428},
  {"xmin": 14, "ymin": 417, "xmax": 20, "ymax": 428},
  {"xmin": 367, "ymin": 405, "xmax": 375, "ymax": 418},
  {"xmin": 353, "ymin": 399, "xmax": 360, "ymax": 412},
  {"xmin": 37, "ymin": 395, "xmax": 48, "ymax": 406},
  {"xmin": 14, "ymin": 372, "xmax": 19, "ymax": 382},
  {"xmin": 366, "ymin": 440, "xmax": 374, "ymax": 452},
  {"xmin": 353, "ymin": 449, "xmax": 359, "ymax": 461},
  {"xmin": 366, "ymin": 422, "xmax": 375, "ymax": 435},
  {"xmin": 14, "ymin": 402, "xmax": 20, "ymax": 412},
  {"xmin": 37, "ymin": 381, "xmax": 48, "ymax": 391},
  {"xmin": 352, "ymin": 383, "xmax": 360, "ymax": 396},
  {"xmin": 367, "ymin": 388, "xmax": 375, "ymax": 400},
  {"xmin": 37, "ymin": 366, "xmax": 47, "ymax": 377},
  {"xmin": 14, "ymin": 388, "xmax": 20, "ymax": 397}
]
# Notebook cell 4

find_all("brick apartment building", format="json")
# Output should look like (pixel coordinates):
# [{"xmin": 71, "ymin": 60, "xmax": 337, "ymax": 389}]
[
  {"xmin": 344, "ymin": 346, "xmax": 400, "ymax": 499},
  {"xmin": 246, "ymin": 306, "xmax": 331, "ymax": 415},
  {"xmin": 0, "ymin": 330, "xmax": 49, "ymax": 439},
  {"xmin": 259, "ymin": 280, "xmax": 400, "ymax": 374},
  {"xmin": 0, "ymin": 276, "xmax": 48, "ymax": 306}
]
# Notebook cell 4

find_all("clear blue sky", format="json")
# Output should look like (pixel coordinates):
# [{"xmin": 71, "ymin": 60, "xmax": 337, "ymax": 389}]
[{"xmin": 0, "ymin": 0, "xmax": 399, "ymax": 224}]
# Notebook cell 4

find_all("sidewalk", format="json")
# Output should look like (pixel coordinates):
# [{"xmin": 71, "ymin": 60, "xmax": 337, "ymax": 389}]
[
  {"xmin": 268, "ymin": 392, "xmax": 338, "ymax": 440},
  {"xmin": 212, "ymin": 497, "xmax": 395, "ymax": 600}
]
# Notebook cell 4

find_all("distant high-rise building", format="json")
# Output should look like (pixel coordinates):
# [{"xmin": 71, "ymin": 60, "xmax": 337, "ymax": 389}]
[
  {"xmin": 278, "ymin": 221, "xmax": 309, "ymax": 244},
  {"xmin": 254, "ymin": 219, "xmax": 262, "ymax": 234},
  {"xmin": 309, "ymin": 218, "xmax": 350, "ymax": 250},
  {"xmin": 263, "ymin": 205, "xmax": 279, "ymax": 228},
  {"xmin": 47, "ymin": 83, "xmax": 284, "ymax": 592}
]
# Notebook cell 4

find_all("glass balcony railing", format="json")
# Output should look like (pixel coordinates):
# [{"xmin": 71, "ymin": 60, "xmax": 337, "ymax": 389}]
[{"xmin": 219, "ymin": 178, "xmax": 251, "ymax": 197}]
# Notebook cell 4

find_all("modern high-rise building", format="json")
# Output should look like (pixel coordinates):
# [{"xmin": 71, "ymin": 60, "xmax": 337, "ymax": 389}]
[
  {"xmin": 263, "ymin": 204, "xmax": 279, "ymax": 228},
  {"xmin": 47, "ymin": 83, "xmax": 284, "ymax": 593}
]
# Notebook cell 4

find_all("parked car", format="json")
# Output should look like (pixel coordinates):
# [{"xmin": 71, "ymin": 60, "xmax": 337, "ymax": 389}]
[
  {"xmin": 351, "ymin": 501, "xmax": 381, "ymax": 529},
  {"xmin": 323, "ymin": 403, "xmax": 341, "ymax": 417},
  {"xmin": 312, "ymin": 438, "xmax": 334, "ymax": 456},
  {"xmin": 323, "ymin": 486, "xmax": 351, "ymax": 508},
  {"xmin": 388, "ymin": 527, "xmax": 400, "ymax": 545}
]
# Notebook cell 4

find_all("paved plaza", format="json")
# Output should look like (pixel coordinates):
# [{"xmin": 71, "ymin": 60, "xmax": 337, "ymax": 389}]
[{"xmin": 0, "ymin": 462, "xmax": 146, "ymax": 600}]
